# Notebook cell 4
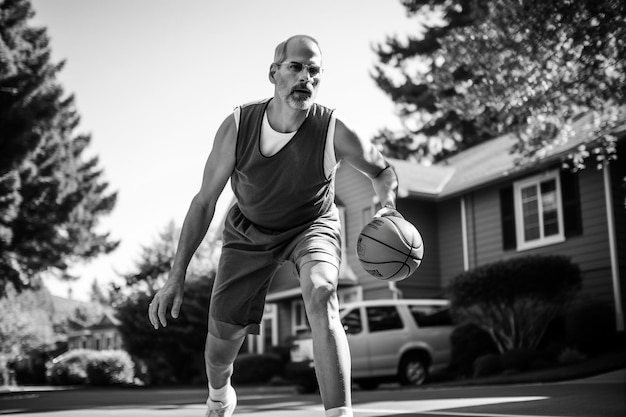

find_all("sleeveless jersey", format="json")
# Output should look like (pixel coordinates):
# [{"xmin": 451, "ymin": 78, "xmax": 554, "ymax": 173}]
[{"xmin": 231, "ymin": 99, "xmax": 335, "ymax": 231}]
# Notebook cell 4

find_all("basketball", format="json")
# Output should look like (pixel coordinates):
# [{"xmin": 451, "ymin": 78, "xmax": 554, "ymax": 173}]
[{"xmin": 356, "ymin": 216, "xmax": 424, "ymax": 282}]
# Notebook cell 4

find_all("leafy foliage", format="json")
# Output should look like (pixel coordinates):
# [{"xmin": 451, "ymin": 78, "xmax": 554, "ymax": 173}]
[
  {"xmin": 447, "ymin": 255, "xmax": 582, "ymax": 352},
  {"xmin": 116, "ymin": 276, "xmax": 214, "ymax": 385},
  {"xmin": 45, "ymin": 349, "xmax": 134, "ymax": 386},
  {"xmin": 114, "ymin": 220, "xmax": 220, "ymax": 384},
  {"xmin": 373, "ymin": 0, "xmax": 624, "ymax": 168},
  {"xmin": 0, "ymin": 0, "xmax": 118, "ymax": 294},
  {"xmin": 121, "ymin": 220, "xmax": 221, "ymax": 297},
  {"xmin": 232, "ymin": 353, "xmax": 284, "ymax": 385},
  {"xmin": 448, "ymin": 322, "xmax": 498, "ymax": 377},
  {"xmin": 0, "ymin": 283, "xmax": 55, "ymax": 358}
]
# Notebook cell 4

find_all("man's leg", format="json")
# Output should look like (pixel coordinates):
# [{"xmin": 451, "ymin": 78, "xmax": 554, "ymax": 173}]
[
  {"xmin": 204, "ymin": 333, "xmax": 245, "ymax": 416},
  {"xmin": 299, "ymin": 260, "xmax": 352, "ymax": 415}
]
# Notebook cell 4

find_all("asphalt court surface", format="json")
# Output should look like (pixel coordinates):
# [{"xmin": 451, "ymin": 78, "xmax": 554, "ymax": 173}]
[{"xmin": 1, "ymin": 369, "xmax": 624, "ymax": 417}]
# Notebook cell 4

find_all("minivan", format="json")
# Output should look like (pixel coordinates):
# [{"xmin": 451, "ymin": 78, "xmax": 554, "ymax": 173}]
[{"xmin": 286, "ymin": 299, "xmax": 453, "ymax": 392}]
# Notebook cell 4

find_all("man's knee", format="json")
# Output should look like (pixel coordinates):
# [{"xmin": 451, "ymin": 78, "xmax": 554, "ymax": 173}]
[
  {"xmin": 304, "ymin": 281, "xmax": 340, "ymax": 325},
  {"xmin": 205, "ymin": 333, "xmax": 242, "ymax": 369},
  {"xmin": 300, "ymin": 261, "xmax": 340, "ymax": 319},
  {"xmin": 308, "ymin": 281, "xmax": 336, "ymax": 307}
]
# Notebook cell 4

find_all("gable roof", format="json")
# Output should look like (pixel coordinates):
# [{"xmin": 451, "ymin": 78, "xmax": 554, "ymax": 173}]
[
  {"xmin": 392, "ymin": 159, "xmax": 454, "ymax": 199},
  {"xmin": 391, "ymin": 112, "xmax": 625, "ymax": 200}
]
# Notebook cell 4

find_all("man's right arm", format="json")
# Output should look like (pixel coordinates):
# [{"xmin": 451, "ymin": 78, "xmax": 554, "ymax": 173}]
[
  {"xmin": 169, "ymin": 114, "xmax": 237, "ymax": 279},
  {"xmin": 148, "ymin": 114, "xmax": 237, "ymax": 329}
]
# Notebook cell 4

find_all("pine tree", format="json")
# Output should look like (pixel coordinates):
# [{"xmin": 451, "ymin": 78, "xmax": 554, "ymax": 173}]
[
  {"xmin": 372, "ymin": 0, "xmax": 625, "ymax": 167},
  {"xmin": 0, "ymin": 0, "xmax": 118, "ymax": 295}
]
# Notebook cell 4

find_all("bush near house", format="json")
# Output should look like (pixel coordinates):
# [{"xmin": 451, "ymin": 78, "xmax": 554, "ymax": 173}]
[
  {"xmin": 116, "ymin": 276, "xmax": 213, "ymax": 385},
  {"xmin": 232, "ymin": 353, "xmax": 284, "ymax": 385},
  {"xmin": 46, "ymin": 349, "xmax": 134, "ymax": 386},
  {"xmin": 446, "ymin": 255, "xmax": 587, "ymax": 378},
  {"xmin": 447, "ymin": 254, "xmax": 582, "ymax": 354},
  {"xmin": 565, "ymin": 300, "xmax": 618, "ymax": 355},
  {"xmin": 448, "ymin": 323, "xmax": 499, "ymax": 377}
]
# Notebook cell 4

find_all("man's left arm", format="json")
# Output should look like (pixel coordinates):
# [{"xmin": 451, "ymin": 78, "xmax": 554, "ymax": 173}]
[{"xmin": 334, "ymin": 116, "xmax": 401, "ymax": 218}]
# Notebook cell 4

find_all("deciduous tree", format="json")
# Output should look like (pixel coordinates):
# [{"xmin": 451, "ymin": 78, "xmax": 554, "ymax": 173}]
[{"xmin": 373, "ymin": 0, "xmax": 625, "ymax": 169}]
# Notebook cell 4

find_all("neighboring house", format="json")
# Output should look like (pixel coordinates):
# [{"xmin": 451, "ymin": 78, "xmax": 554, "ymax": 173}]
[
  {"xmin": 67, "ymin": 310, "xmax": 124, "ymax": 351},
  {"xmin": 231, "ymin": 115, "xmax": 626, "ymax": 354}
]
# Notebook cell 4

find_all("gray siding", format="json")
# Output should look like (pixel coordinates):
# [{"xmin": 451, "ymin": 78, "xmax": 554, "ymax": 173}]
[
  {"xmin": 464, "ymin": 168, "xmax": 616, "ymax": 304},
  {"xmin": 397, "ymin": 199, "xmax": 443, "ymax": 296},
  {"xmin": 437, "ymin": 198, "xmax": 465, "ymax": 288},
  {"xmin": 472, "ymin": 187, "xmax": 506, "ymax": 266},
  {"xmin": 336, "ymin": 163, "xmax": 391, "ymax": 299}
]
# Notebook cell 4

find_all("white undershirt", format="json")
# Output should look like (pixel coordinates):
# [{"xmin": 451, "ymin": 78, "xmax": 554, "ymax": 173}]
[{"xmin": 233, "ymin": 107, "xmax": 337, "ymax": 179}]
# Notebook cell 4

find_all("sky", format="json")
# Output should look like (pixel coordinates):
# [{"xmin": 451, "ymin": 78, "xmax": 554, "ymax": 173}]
[{"xmin": 29, "ymin": 0, "xmax": 418, "ymax": 301}]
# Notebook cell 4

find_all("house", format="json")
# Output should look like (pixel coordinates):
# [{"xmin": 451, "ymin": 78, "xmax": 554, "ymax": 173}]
[
  {"xmin": 239, "ymin": 115, "xmax": 625, "ymax": 354},
  {"xmin": 66, "ymin": 310, "xmax": 125, "ymax": 351}
]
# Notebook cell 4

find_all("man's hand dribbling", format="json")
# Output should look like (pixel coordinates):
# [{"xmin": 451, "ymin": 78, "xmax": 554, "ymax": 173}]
[
  {"xmin": 148, "ymin": 276, "xmax": 185, "ymax": 329},
  {"xmin": 374, "ymin": 206, "xmax": 403, "ymax": 219}
]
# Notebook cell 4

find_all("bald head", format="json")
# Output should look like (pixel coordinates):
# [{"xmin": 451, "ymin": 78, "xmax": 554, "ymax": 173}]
[{"xmin": 273, "ymin": 35, "xmax": 322, "ymax": 65}]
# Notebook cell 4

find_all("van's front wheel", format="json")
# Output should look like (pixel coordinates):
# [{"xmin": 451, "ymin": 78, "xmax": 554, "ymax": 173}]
[{"xmin": 398, "ymin": 354, "xmax": 428, "ymax": 386}]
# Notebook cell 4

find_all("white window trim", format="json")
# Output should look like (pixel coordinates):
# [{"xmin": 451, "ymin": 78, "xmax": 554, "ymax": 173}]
[
  {"xmin": 291, "ymin": 299, "xmax": 310, "ymax": 335},
  {"xmin": 338, "ymin": 286, "xmax": 363, "ymax": 305},
  {"xmin": 513, "ymin": 169, "xmax": 565, "ymax": 251},
  {"xmin": 247, "ymin": 303, "xmax": 279, "ymax": 353}
]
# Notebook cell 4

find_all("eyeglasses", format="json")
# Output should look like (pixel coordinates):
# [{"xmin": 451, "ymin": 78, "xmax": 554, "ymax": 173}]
[{"xmin": 276, "ymin": 61, "xmax": 323, "ymax": 77}]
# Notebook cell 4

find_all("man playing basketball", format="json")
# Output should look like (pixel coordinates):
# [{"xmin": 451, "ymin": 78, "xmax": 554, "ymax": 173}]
[{"xmin": 148, "ymin": 34, "xmax": 400, "ymax": 417}]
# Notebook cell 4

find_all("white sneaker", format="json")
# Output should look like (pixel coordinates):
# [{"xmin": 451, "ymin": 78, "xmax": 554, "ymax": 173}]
[{"xmin": 205, "ymin": 386, "xmax": 237, "ymax": 417}]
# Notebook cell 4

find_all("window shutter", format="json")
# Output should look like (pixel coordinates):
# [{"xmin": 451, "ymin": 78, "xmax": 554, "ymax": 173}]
[
  {"xmin": 500, "ymin": 186, "xmax": 516, "ymax": 250},
  {"xmin": 561, "ymin": 170, "xmax": 583, "ymax": 237}
]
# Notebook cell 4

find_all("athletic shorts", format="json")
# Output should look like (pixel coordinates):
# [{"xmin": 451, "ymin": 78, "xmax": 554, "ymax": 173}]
[{"xmin": 208, "ymin": 203, "xmax": 341, "ymax": 340}]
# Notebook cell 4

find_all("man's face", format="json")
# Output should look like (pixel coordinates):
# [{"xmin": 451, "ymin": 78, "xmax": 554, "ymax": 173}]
[{"xmin": 272, "ymin": 39, "xmax": 323, "ymax": 111}]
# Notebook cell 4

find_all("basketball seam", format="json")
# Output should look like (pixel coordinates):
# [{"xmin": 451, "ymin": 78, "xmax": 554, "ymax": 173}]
[
  {"xmin": 359, "ymin": 217, "xmax": 423, "ymax": 280},
  {"xmin": 387, "ymin": 217, "xmax": 422, "ymax": 250},
  {"xmin": 386, "ymin": 218, "xmax": 412, "ymax": 248},
  {"xmin": 359, "ymin": 232, "xmax": 411, "ymax": 280},
  {"xmin": 359, "ymin": 233, "xmax": 409, "ymax": 257},
  {"xmin": 361, "ymin": 259, "xmax": 406, "ymax": 280}
]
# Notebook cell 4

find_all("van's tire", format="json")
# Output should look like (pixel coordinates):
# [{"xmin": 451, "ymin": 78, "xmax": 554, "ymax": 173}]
[
  {"xmin": 355, "ymin": 378, "xmax": 380, "ymax": 390},
  {"xmin": 398, "ymin": 353, "xmax": 429, "ymax": 386}
]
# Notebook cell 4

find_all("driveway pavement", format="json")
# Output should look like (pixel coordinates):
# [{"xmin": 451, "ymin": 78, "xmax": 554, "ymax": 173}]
[{"xmin": 1, "ymin": 369, "xmax": 624, "ymax": 416}]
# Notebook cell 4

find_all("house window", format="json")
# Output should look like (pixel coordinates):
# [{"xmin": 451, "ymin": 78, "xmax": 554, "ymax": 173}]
[
  {"xmin": 248, "ymin": 303, "xmax": 278, "ymax": 354},
  {"xmin": 513, "ymin": 170, "xmax": 565, "ymax": 250},
  {"xmin": 338, "ymin": 287, "xmax": 362, "ymax": 305},
  {"xmin": 292, "ymin": 299, "xmax": 310, "ymax": 335},
  {"xmin": 361, "ymin": 201, "xmax": 382, "ymax": 229}
]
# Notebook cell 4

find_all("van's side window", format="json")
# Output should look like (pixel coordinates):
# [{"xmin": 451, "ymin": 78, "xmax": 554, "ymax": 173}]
[
  {"xmin": 409, "ymin": 306, "xmax": 452, "ymax": 327},
  {"xmin": 366, "ymin": 306, "xmax": 403, "ymax": 332},
  {"xmin": 342, "ymin": 309, "xmax": 362, "ymax": 335}
]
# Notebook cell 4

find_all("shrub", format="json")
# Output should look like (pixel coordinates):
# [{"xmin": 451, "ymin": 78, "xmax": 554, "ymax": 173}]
[
  {"xmin": 449, "ymin": 323, "xmax": 498, "ymax": 377},
  {"xmin": 85, "ymin": 350, "xmax": 135, "ymax": 386},
  {"xmin": 46, "ymin": 349, "xmax": 135, "ymax": 386},
  {"xmin": 500, "ymin": 349, "xmax": 535, "ymax": 372},
  {"xmin": 565, "ymin": 301, "xmax": 617, "ymax": 354},
  {"xmin": 116, "ymin": 276, "xmax": 213, "ymax": 385},
  {"xmin": 473, "ymin": 354, "xmax": 502, "ymax": 378},
  {"xmin": 232, "ymin": 353, "xmax": 284, "ymax": 385},
  {"xmin": 46, "ymin": 350, "xmax": 91, "ymax": 385},
  {"xmin": 447, "ymin": 255, "xmax": 581, "ymax": 352},
  {"xmin": 558, "ymin": 347, "xmax": 587, "ymax": 364}
]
